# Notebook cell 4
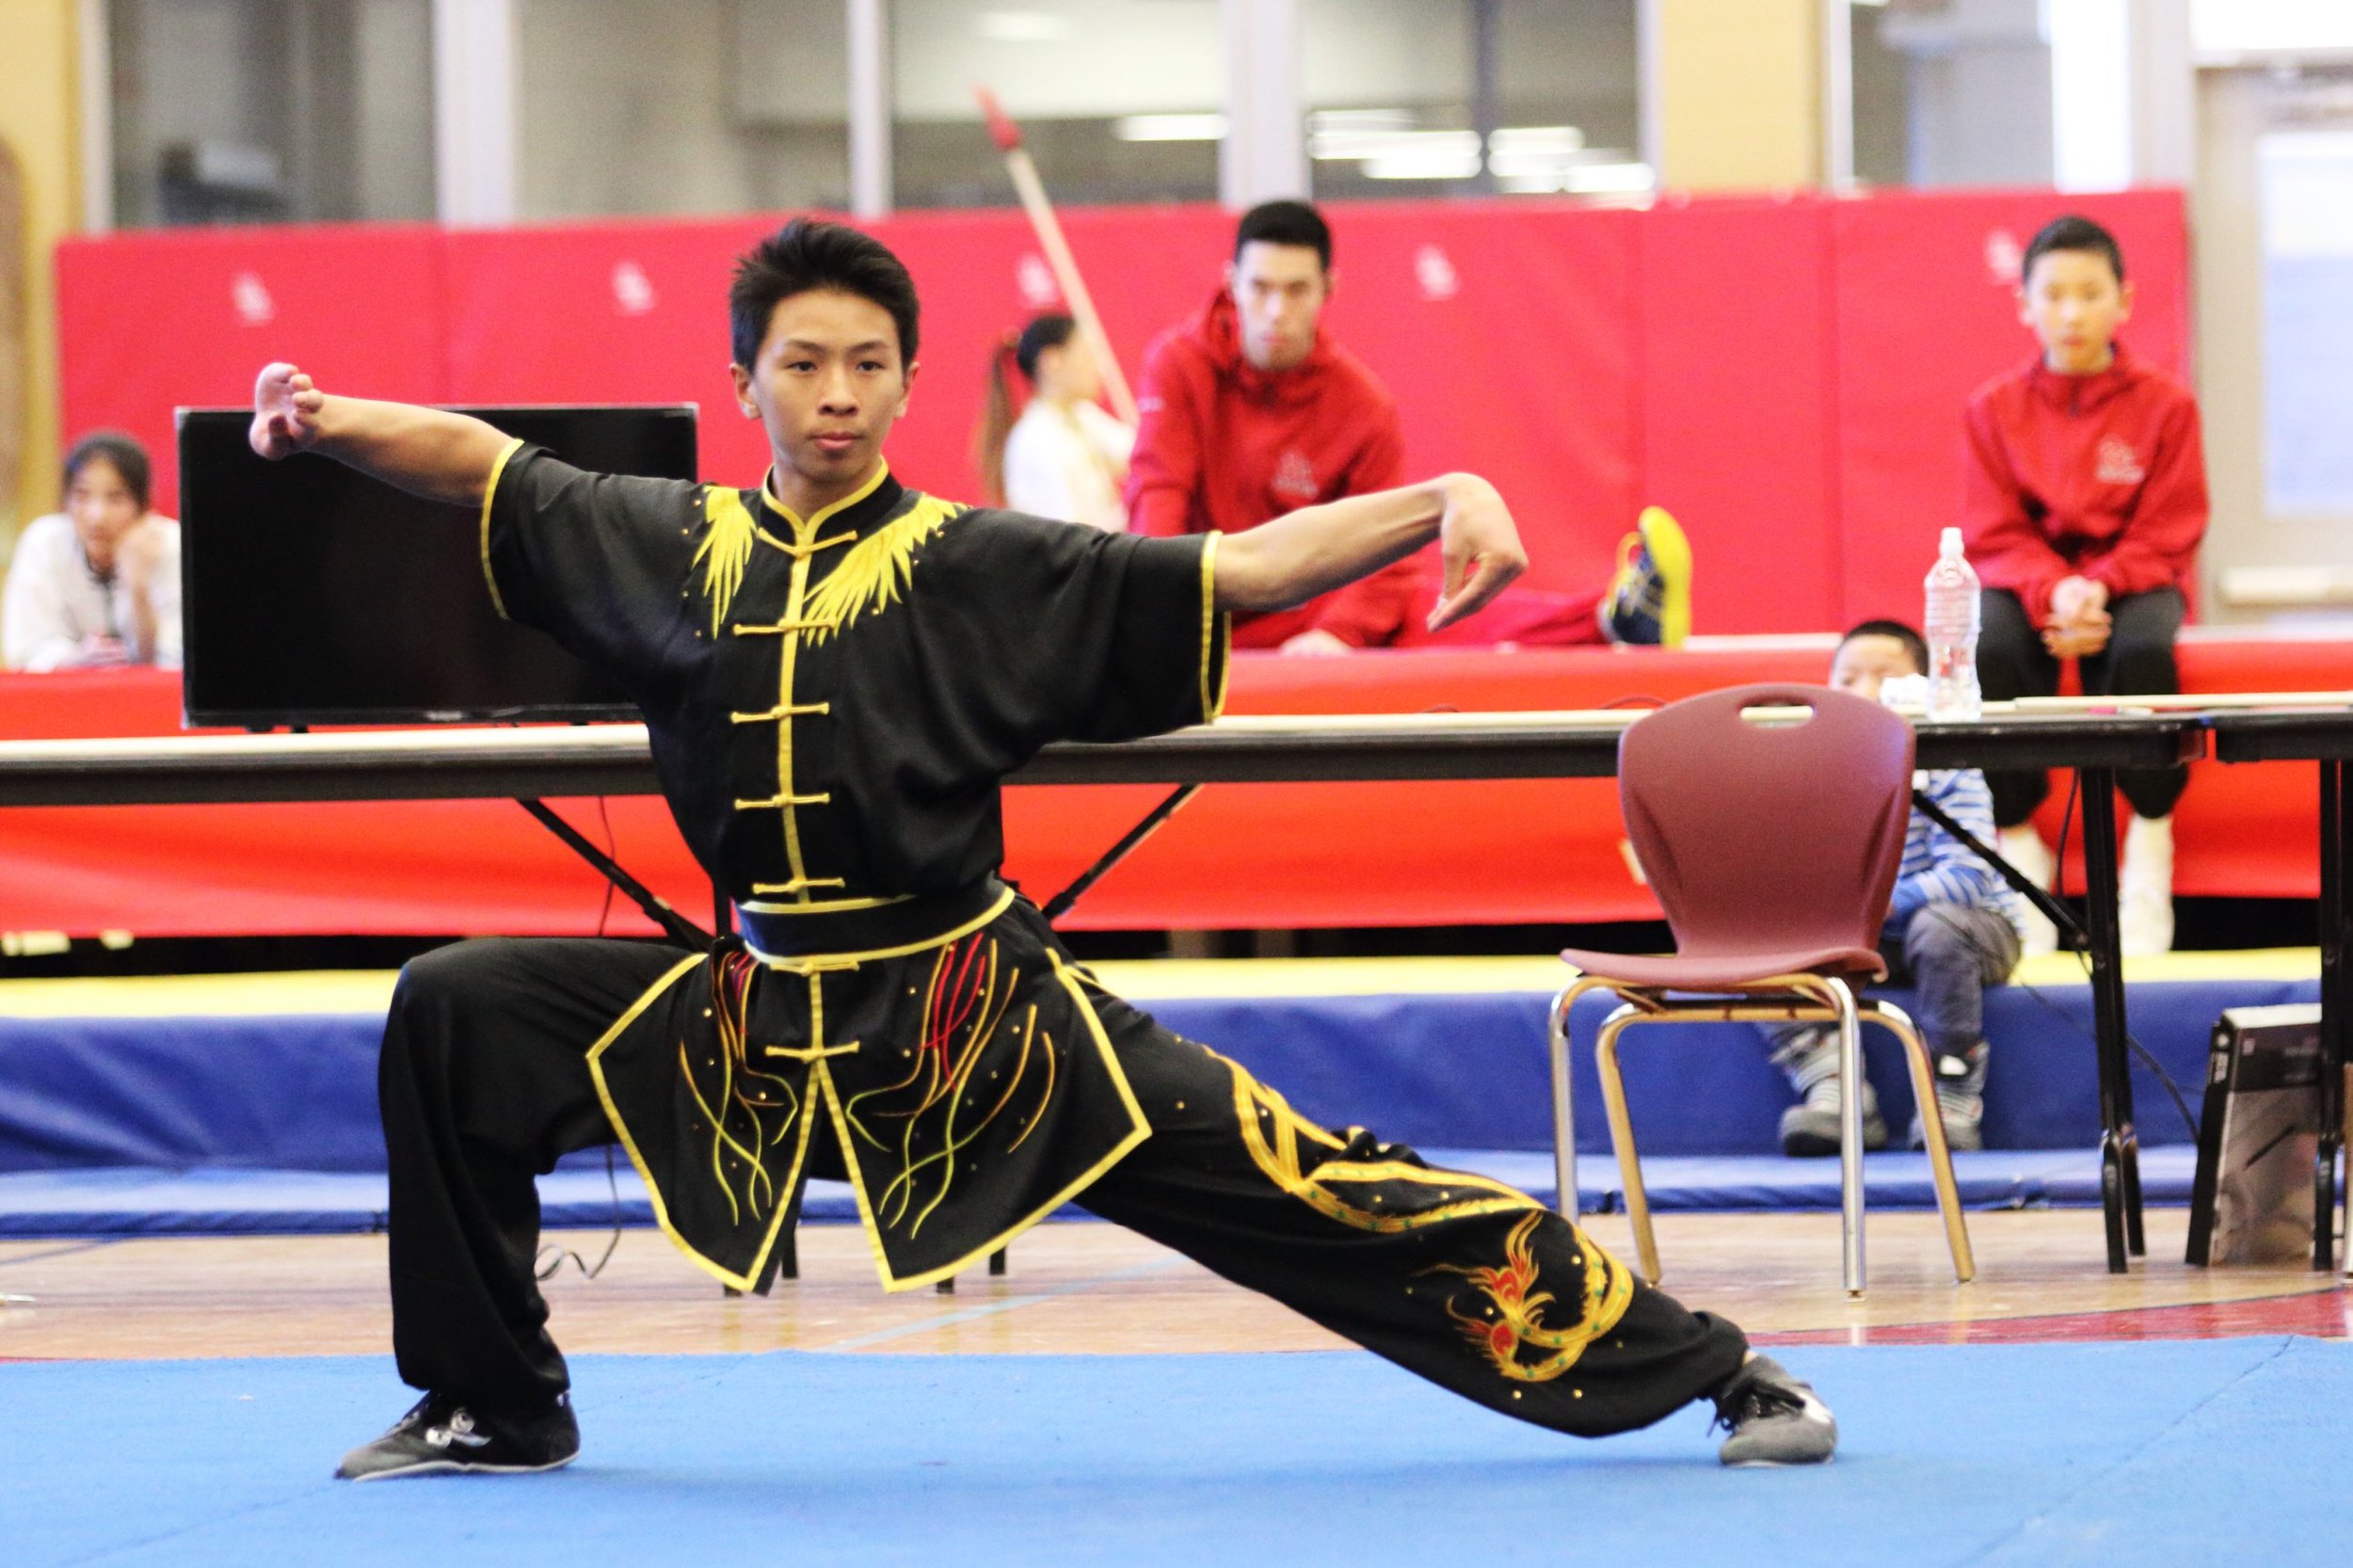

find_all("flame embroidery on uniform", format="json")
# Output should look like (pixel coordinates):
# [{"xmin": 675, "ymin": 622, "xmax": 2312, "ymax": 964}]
[
  {"xmin": 1421, "ymin": 1209, "xmax": 1626, "ymax": 1384},
  {"xmin": 692, "ymin": 487, "xmax": 759, "ymax": 635},
  {"xmin": 842, "ymin": 933, "xmax": 1052, "ymax": 1237},
  {"xmin": 680, "ymin": 950, "xmax": 802, "ymax": 1224},
  {"xmin": 799, "ymin": 494, "xmax": 965, "ymax": 644}
]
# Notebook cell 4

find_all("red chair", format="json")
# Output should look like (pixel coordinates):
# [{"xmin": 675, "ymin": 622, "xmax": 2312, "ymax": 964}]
[{"xmin": 1545, "ymin": 683, "xmax": 1975, "ymax": 1296}]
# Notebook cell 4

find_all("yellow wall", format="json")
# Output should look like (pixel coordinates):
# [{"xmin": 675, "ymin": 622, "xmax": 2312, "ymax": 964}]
[
  {"xmin": 0, "ymin": 0, "xmax": 81, "ymax": 553},
  {"xmin": 1656, "ymin": 0, "xmax": 1822, "ymax": 192}
]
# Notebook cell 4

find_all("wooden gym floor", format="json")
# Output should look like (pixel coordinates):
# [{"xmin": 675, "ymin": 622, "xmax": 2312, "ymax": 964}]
[{"xmin": 3, "ymin": 1207, "xmax": 2344, "ymax": 1365}]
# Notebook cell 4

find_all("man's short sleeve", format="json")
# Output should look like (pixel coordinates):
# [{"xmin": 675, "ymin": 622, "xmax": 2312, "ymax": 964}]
[
  {"xmin": 480, "ymin": 441, "xmax": 701, "ymax": 674},
  {"xmin": 926, "ymin": 510, "xmax": 1230, "ymax": 750}
]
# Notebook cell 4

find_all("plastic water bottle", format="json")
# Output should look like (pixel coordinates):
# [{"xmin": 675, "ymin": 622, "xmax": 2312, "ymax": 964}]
[{"xmin": 1924, "ymin": 526, "xmax": 1982, "ymax": 721}]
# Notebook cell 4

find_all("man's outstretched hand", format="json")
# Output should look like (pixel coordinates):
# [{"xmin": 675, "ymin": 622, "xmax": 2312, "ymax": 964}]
[
  {"xmin": 1426, "ymin": 475, "xmax": 1529, "ymax": 633},
  {"xmin": 250, "ymin": 361, "xmax": 325, "ymax": 460}
]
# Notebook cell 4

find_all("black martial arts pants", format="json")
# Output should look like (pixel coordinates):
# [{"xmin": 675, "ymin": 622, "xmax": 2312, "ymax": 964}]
[
  {"xmin": 1977, "ymin": 585, "xmax": 2191, "ymax": 824},
  {"xmin": 380, "ymin": 937, "xmax": 1749, "ymax": 1442}
]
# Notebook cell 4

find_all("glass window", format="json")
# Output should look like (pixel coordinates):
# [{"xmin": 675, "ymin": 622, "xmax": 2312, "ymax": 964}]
[
  {"xmin": 517, "ymin": 0, "xmax": 850, "ymax": 219},
  {"xmin": 1300, "ymin": 0, "xmax": 1646, "ymax": 201},
  {"xmin": 107, "ymin": 0, "xmax": 436, "ymax": 227},
  {"xmin": 1848, "ymin": 0, "xmax": 2053, "ymax": 189},
  {"xmin": 889, "ymin": 0, "xmax": 1222, "ymax": 209},
  {"xmin": 2259, "ymin": 126, "xmax": 2353, "ymax": 518}
]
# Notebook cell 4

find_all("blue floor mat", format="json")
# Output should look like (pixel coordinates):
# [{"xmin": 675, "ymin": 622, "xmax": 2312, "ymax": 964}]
[
  {"xmin": 0, "ymin": 1146, "xmax": 2206, "ymax": 1240},
  {"xmin": 8, "ymin": 1340, "xmax": 2349, "ymax": 1567}
]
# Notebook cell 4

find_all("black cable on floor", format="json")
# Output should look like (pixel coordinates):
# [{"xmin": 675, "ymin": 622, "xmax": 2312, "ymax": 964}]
[{"xmin": 535, "ymin": 1144, "xmax": 624, "ymax": 1282}]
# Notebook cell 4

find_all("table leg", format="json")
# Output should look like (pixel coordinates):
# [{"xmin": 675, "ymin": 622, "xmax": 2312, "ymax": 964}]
[
  {"xmin": 2316, "ymin": 760, "xmax": 2347, "ymax": 1272},
  {"xmin": 2079, "ymin": 768, "xmax": 2143, "ymax": 1270}
]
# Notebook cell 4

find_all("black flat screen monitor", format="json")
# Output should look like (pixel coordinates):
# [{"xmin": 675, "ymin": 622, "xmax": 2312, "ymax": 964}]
[{"xmin": 178, "ymin": 405, "xmax": 696, "ymax": 728}]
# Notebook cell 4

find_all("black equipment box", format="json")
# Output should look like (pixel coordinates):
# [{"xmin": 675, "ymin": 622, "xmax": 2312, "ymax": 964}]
[{"xmin": 2185, "ymin": 1004, "xmax": 2327, "ymax": 1266}]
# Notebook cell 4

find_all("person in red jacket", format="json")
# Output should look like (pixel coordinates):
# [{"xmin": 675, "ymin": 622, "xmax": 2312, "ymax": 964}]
[
  {"xmin": 1961, "ymin": 215, "xmax": 2208, "ymax": 956},
  {"xmin": 1126, "ymin": 200, "xmax": 1686, "ymax": 652}
]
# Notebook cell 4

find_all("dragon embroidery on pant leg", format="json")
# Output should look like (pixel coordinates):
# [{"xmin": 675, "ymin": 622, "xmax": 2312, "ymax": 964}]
[{"xmin": 1420, "ymin": 1209, "xmax": 1631, "ymax": 1384}]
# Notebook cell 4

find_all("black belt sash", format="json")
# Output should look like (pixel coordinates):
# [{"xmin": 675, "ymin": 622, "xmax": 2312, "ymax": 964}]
[{"xmin": 734, "ymin": 879, "xmax": 1009, "ymax": 962}]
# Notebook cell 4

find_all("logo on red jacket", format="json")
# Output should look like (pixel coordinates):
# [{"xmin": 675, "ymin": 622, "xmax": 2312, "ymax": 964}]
[
  {"xmin": 2096, "ymin": 436, "xmax": 2145, "ymax": 486},
  {"xmin": 1273, "ymin": 450, "xmax": 1320, "ymax": 502}
]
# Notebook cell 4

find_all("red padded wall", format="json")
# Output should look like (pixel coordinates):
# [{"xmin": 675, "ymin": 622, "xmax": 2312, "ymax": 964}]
[
  {"xmin": 52, "ymin": 190, "xmax": 2189, "ymax": 632},
  {"xmin": 1311, "ymin": 202, "xmax": 1641, "ymax": 596},
  {"xmin": 441, "ymin": 217, "xmax": 777, "ymax": 484},
  {"xmin": 1636, "ymin": 196, "xmax": 1839, "ymax": 633},
  {"xmin": 55, "ymin": 225, "xmax": 451, "ymax": 516}
]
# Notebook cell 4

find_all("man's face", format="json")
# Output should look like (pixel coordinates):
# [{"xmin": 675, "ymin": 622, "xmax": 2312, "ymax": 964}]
[
  {"xmin": 65, "ymin": 457, "xmax": 143, "ymax": 572},
  {"xmin": 2019, "ymin": 249, "xmax": 2132, "ymax": 375},
  {"xmin": 1226, "ymin": 241, "xmax": 1330, "ymax": 373},
  {"xmin": 730, "ymin": 289, "xmax": 914, "ymax": 500},
  {"xmin": 1829, "ymin": 634, "xmax": 1922, "ymax": 705}
]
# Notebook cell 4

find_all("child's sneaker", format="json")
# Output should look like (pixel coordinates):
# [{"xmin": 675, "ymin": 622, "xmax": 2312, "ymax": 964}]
[
  {"xmin": 1770, "ymin": 1026, "xmax": 1887, "ymax": 1158},
  {"xmin": 1909, "ymin": 1041, "xmax": 1988, "ymax": 1153},
  {"xmin": 1602, "ymin": 505, "xmax": 1692, "ymax": 648},
  {"xmin": 1713, "ymin": 1354, "xmax": 1837, "ymax": 1465}
]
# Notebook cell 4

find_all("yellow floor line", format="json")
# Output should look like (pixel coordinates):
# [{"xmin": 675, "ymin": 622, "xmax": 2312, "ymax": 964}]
[
  {"xmin": 0, "ymin": 949, "xmax": 2320, "ymax": 1016},
  {"xmin": 0, "ymin": 970, "xmax": 399, "ymax": 1018}
]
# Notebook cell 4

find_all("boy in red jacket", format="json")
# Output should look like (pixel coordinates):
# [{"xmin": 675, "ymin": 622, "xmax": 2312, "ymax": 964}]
[
  {"xmin": 1961, "ymin": 215, "xmax": 2207, "ymax": 956},
  {"xmin": 1126, "ymin": 200, "xmax": 1687, "ymax": 652}
]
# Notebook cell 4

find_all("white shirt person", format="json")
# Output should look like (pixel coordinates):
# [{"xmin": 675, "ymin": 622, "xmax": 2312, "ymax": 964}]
[
  {"xmin": 1002, "ymin": 395, "xmax": 1135, "ymax": 534},
  {"xmin": 2, "ymin": 432, "xmax": 183, "ymax": 671},
  {"xmin": 976, "ymin": 312, "xmax": 1136, "ymax": 533}
]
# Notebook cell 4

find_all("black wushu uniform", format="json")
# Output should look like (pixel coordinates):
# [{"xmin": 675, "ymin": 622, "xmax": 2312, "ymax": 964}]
[{"xmin": 382, "ymin": 441, "xmax": 1747, "ymax": 1435}]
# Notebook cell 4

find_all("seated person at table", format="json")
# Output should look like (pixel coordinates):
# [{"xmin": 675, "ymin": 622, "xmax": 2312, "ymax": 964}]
[
  {"xmin": 1962, "ymin": 215, "xmax": 2206, "ymax": 958},
  {"xmin": 975, "ymin": 312, "xmax": 1135, "ymax": 533},
  {"xmin": 2, "ymin": 430, "xmax": 182, "ymax": 671},
  {"xmin": 1125, "ymin": 199, "xmax": 1689, "ymax": 651},
  {"xmin": 1769, "ymin": 621, "xmax": 2029, "ymax": 1157}
]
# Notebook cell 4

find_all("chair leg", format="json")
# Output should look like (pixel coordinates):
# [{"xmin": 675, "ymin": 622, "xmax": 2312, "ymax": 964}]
[
  {"xmin": 1548, "ymin": 983, "xmax": 1580, "ymax": 1220},
  {"xmin": 1876, "ymin": 1001, "xmax": 1977, "ymax": 1284},
  {"xmin": 1593, "ymin": 1005, "xmax": 1660, "ymax": 1284},
  {"xmin": 1826, "ymin": 977, "xmax": 1867, "ymax": 1296}
]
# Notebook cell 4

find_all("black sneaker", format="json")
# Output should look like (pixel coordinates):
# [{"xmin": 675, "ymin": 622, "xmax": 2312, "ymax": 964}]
[
  {"xmin": 335, "ymin": 1391, "xmax": 579, "ymax": 1481},
  {"xmin": 1712, "ymin": 1354, "xmax": 1837, "ymax": 1466}
]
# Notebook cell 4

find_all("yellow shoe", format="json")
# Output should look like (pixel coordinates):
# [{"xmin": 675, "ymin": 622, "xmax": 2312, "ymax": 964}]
[{"xmin": 1604, "ymin": 505, "xmax": 1693, "ymax": 648}]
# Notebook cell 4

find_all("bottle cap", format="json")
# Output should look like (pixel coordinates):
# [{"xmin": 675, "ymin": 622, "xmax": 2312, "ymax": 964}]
[{"xmin": 1941, "ymin": 526, "xmax": 1964, "ymax": 556}]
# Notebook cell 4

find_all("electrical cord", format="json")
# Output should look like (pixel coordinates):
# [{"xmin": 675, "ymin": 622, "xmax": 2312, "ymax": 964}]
[
  {"xmin": 595, "ymin": 797, "xmax": 617, "ymax": 937},
  {"xmin": 1954, "ymin": 771, "xmax": 2201, "ymax": 1141},
  {"xmin": 534, "ymin": 1143, "xmax": 625, "ymax": 1282}
]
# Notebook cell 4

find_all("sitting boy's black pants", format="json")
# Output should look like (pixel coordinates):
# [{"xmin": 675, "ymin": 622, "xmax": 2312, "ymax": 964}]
[
  {"xmin": 378, "ymin": 936, "xmax": 1749, "ymax": 1441},
  {"xmin": 1978, "ymin": 585, "xmax": 2189, "ymax": 824}
]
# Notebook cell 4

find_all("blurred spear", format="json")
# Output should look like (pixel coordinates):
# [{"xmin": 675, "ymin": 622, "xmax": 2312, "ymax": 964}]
[{"xmin": 974, "ymin": 86, "xmax": 1139, "ymax": 425}]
